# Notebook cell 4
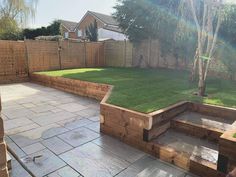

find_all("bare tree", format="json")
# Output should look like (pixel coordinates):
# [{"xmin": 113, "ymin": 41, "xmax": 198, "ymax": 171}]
[{"xmin": 185, "ymin": 0, "xmax": 225, "ymax": 96}]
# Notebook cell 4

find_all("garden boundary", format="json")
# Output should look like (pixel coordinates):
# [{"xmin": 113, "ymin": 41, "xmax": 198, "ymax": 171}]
[{"xmin": 0, "ymin": 39, "xmax": 235, "ymax": 84}]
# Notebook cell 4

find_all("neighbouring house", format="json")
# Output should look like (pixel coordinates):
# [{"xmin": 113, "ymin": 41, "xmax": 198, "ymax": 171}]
[
  {"xmin": 77, "ymin": 11, "xmax": 127, "ymax": 41},
  {"xmin": 60, "ymin": 20, "xmax": 79, "ymax": 39}
]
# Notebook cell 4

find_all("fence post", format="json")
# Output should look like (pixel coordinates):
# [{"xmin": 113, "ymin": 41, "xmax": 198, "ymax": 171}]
[
  {"xmin": 148, "ymin": 38, "xmax": 151, "ymax": 67},
  {"xmin": 24, "ymin": 39, "xmax": 30, "ymax": 76},
  {"xmin": 103, "ymin": 41, "xmax": 106, "ymax": 66},
  {"xmin": 124, "ymin": 40, "xmax": 127, "ymax": 67},
  {"xmin": 58, "ymin": 40, "xmax": 62, "ymax": 70},
  {"xmin": 84, "ymin": 41, "xmax": 87, "ymax": 67}
]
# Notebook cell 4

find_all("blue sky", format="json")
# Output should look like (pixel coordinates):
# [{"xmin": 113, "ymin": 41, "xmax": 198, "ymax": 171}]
[{"xmin": 29, "ymin": 0, "xmax": 118, "ymax": 28}]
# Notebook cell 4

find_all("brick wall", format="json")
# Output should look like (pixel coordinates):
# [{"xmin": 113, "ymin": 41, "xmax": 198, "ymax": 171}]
[{"xmin": 0, "ymin": 98, "xmax": 9, "ymax": 177}]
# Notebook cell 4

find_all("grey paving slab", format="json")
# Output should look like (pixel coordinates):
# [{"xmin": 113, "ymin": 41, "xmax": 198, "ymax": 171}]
[
  {"xmin": 22, "ymin": 142, "xmax": 46, "ymax": 155},
  {"xmin": 47, "ymin": 166, "xmax": 82, "ymax": 177},
  {"xmin": 30, "ymin": 104, "xmax": 56, "ymax": 113},
  {"xmin": 41, "ymin": 126, "xmax": 69, "ymax": 140},
  {"xmin": 4, "ymin": 118, "xmax": 34, "ymax": 130},
  {"xmin": 86, "ymin": 103, "xmax": 100, "ymax": 110},
  {"xmin": 136, "ymin": 162, "xmax": 186, "ymax": 177},
  {"xmin": 57, "ymin": 117, "xmax": 78, "ymax": 127},
  {"xmin": 7, "ymin": 140, "xmax": 27, "ymax": 158},
  {"xmin": 58, "ymin": 127, "xmax": 100, "ymax": 147},
  {"xmin": 87, "ymin": 116, "xmax": 100, "ymax": 122},
  {"xmin": 63, "ymin": 118, "xmax": 94, "ymax": 130},
  {"xmin": 10, "ymin": 124, "xmax": 62, "ymax": 147},
  {"xmin": 60, "ymin": 142, "xmax": 130, "ymax": 177},
  {"xmin": 75, "ymin": 108, "xmax": 99, "ymax": 118},
  {"xmin": 42, "ymin": 137, "xmax": 73, "ymax": 155},
  {"xmin": 28, "ymin": 111, "xmax": 53, "ymax": 120},
  {"xmin": 2, "ymin": 103, "xmax": 24, "ymax": 110},
  {"xmin": 85, "ymin": 122, "xmax": 100, "ymax": 133},
  {"xmin": 57, "ymin": 103, "xmax": 88, "ymax": 112},
  {"xmin": 9, "ymin": 156, "xmax": 32, "ymax": 177},
  {"xmin": 22, "ymin": 103, "xmax": 36, "ymax": 108},
  {"xmin": 32, "ymin": 112, "xmax": 77, "ymax": 126},
  {"xmin": 50, "ymin": 108, "xmax": 63, "ymax": 113},
  {"xmin": 6, "ymin": 123, "xmax": 40, "ymax": 136},
  {"xmin": 10, "ymin": 134, "xmax": 41, "ymax": 148},
  {"xmin": 117, "ymin": 155, "xmax": 187, "ymax": 177},
  {"xmin": 21, "ymin": 149, "xmax": 66, "ymax": 177},
  {"xmin": 93, "ymin": 135, "xmax": 146, "ymax": 163},
  {"xmin": 3, "ymin": 108, "xmax": 35, "ymax": 120},
  {"xmin": 116, "ymin": 156, "xmax": 157, "ymax": 177},
  {"xmin": 47, "ymin": 100, "xmax": 62, "ymax": 106}
]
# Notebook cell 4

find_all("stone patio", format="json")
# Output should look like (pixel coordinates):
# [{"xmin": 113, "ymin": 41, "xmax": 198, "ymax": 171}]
[{"xmin": 0, "ymin": 83, "xmax": 197, "ymax": 177}]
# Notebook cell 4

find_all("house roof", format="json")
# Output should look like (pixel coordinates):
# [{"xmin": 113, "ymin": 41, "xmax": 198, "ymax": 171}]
[
  {"xmin": 77, "ymin": 11, "xmax": 123, "ymax": 33},
  {"xmin": 87, "ymin": 11, "xmax": 119, "ymax": 26},
  {"xmin": 103, "ymin": 25, "xmax": 123, "ymax": 33},
  {"xmin": 60, "ymin": 20, "xmax": 78, "ymax": 32}
]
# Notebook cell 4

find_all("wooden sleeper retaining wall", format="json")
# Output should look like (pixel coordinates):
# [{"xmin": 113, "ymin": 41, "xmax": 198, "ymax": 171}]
[{"xmin": 30, "ymin": 73, "xmax": 110, "ymax": 101}]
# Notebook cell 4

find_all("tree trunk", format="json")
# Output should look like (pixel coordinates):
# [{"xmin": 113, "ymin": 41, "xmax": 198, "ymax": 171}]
[
  {"xmin": 190, "ymin": 49, "xmax": 199, "ymax": 82},
  {"xmin": 198, "ymin": 75, "xmax": 206, "ymax": 96}
]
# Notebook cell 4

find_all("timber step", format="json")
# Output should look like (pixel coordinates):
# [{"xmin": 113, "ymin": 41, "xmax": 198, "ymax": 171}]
[
  {"xmin": 171, "ymin": 111, "xmax": 234, "ymax": 142},
  {"xmin": 151, "ymin": 129, "xmax": 219, "ymax": 171}
]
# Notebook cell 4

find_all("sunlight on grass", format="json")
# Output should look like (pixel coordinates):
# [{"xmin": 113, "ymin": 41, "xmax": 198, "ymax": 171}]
[
  {"xmin": 233, "ymin": 133, "xmax": 236, "ymax": 138},
  {"xmin": 39, "ymin": 68, "xmax": 236, "ymax": 113}
]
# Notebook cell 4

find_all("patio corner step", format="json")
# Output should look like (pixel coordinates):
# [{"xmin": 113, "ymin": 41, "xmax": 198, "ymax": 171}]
[
  {"xmin": 151, "ymin": 129, "xmax": 219, "ymax": 171},
  {"xmin": 171, "ymin": 111, "xmax": 233, "ymax": 142},
  {"xmin": 190, "ymin": 156, "xmax": 225, "ymax": 177}
]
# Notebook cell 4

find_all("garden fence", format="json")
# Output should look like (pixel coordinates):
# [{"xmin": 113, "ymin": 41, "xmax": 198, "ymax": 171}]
[{"xmin": 0, "ymin": 39, "xmax": 234, "ymax": 84}]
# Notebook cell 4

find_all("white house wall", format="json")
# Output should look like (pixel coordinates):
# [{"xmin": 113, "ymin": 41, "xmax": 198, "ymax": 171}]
[{"xmin": 98, "ymin": 28, "xmax": 127, "ymax": 41}]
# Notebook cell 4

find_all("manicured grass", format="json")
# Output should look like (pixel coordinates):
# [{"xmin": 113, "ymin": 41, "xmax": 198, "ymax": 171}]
[
  {"xmin": 233, "ymin": 133, "xmax": 236, "ymax": 138},
  {"xmin": 38, "ymin": 68, "xmax": 236, "ymax": 113}
]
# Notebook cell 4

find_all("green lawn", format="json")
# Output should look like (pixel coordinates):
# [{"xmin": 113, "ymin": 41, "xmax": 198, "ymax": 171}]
[{"xmin": 38, "ymin": 68, "xmax": 236, "ymax": 113}]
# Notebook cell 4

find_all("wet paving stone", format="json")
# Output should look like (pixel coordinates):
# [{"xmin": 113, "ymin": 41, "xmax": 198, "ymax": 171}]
[
  {"xmin": 93, "ymin": 135, "xmax": 146, "ymax": 163},
  {"xmin": 58, "ymin": 127, "xmax": 100, "ymax": 147},
  {"xmin": 21, "ymin": 149, "xmax": 66, "ymax": 177},
  {"xmin": 85, "ymin": 122, "xmax": 100, "ymax": 133},
  {"xmin": 63, "ymin": 118, "xmax": 93, "ymax": 130},
  {"xmin": 22, "ymin": 142, "xmax": 46, "ymax": 155},
  {"xmin": 60, "ymin": 142, "xmax": 130, "ymax": 177},
  {"xmin": 42, "ymin": 137, "xmax": 73, "ymax": 155},
  {"xmin": 47, "ymin": 166, "xmax": 82, "ymax": 177}
]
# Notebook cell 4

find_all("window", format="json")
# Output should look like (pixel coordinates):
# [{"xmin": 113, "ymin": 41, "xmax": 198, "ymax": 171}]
[
  {"xmin": 77, "ymin": 30, "xmax": 82, "ymax": 37},
  {"xmin": 64, "ymin": 32, "xmax": 69, "ymax": 39}
]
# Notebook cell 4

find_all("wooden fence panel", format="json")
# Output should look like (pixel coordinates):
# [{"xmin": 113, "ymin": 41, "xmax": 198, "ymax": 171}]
[
  {"xmin": 25, "ymin": 40, "xmax": 60, "ymax": 72},
  {"xmin": 0, "ymin": 39, "xmax": 235, "ymax": 83},
  {"xmin": 86, "ymin": 42, "xmax": 105, "ymax": 67},
  {"xmin": 105, "ymin": 41, "xmax": 125, "ymax": 67},
  {"xmin": 60, "ymin": 41, "xmax": 86, "ymax": 69},
  {"xmin": 0, "ymin": 40, "xmax": 28, "ymax": 83},
  {"xmin": 125, "ymin": 41, "xmax": 133, "ymax": 67}
]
